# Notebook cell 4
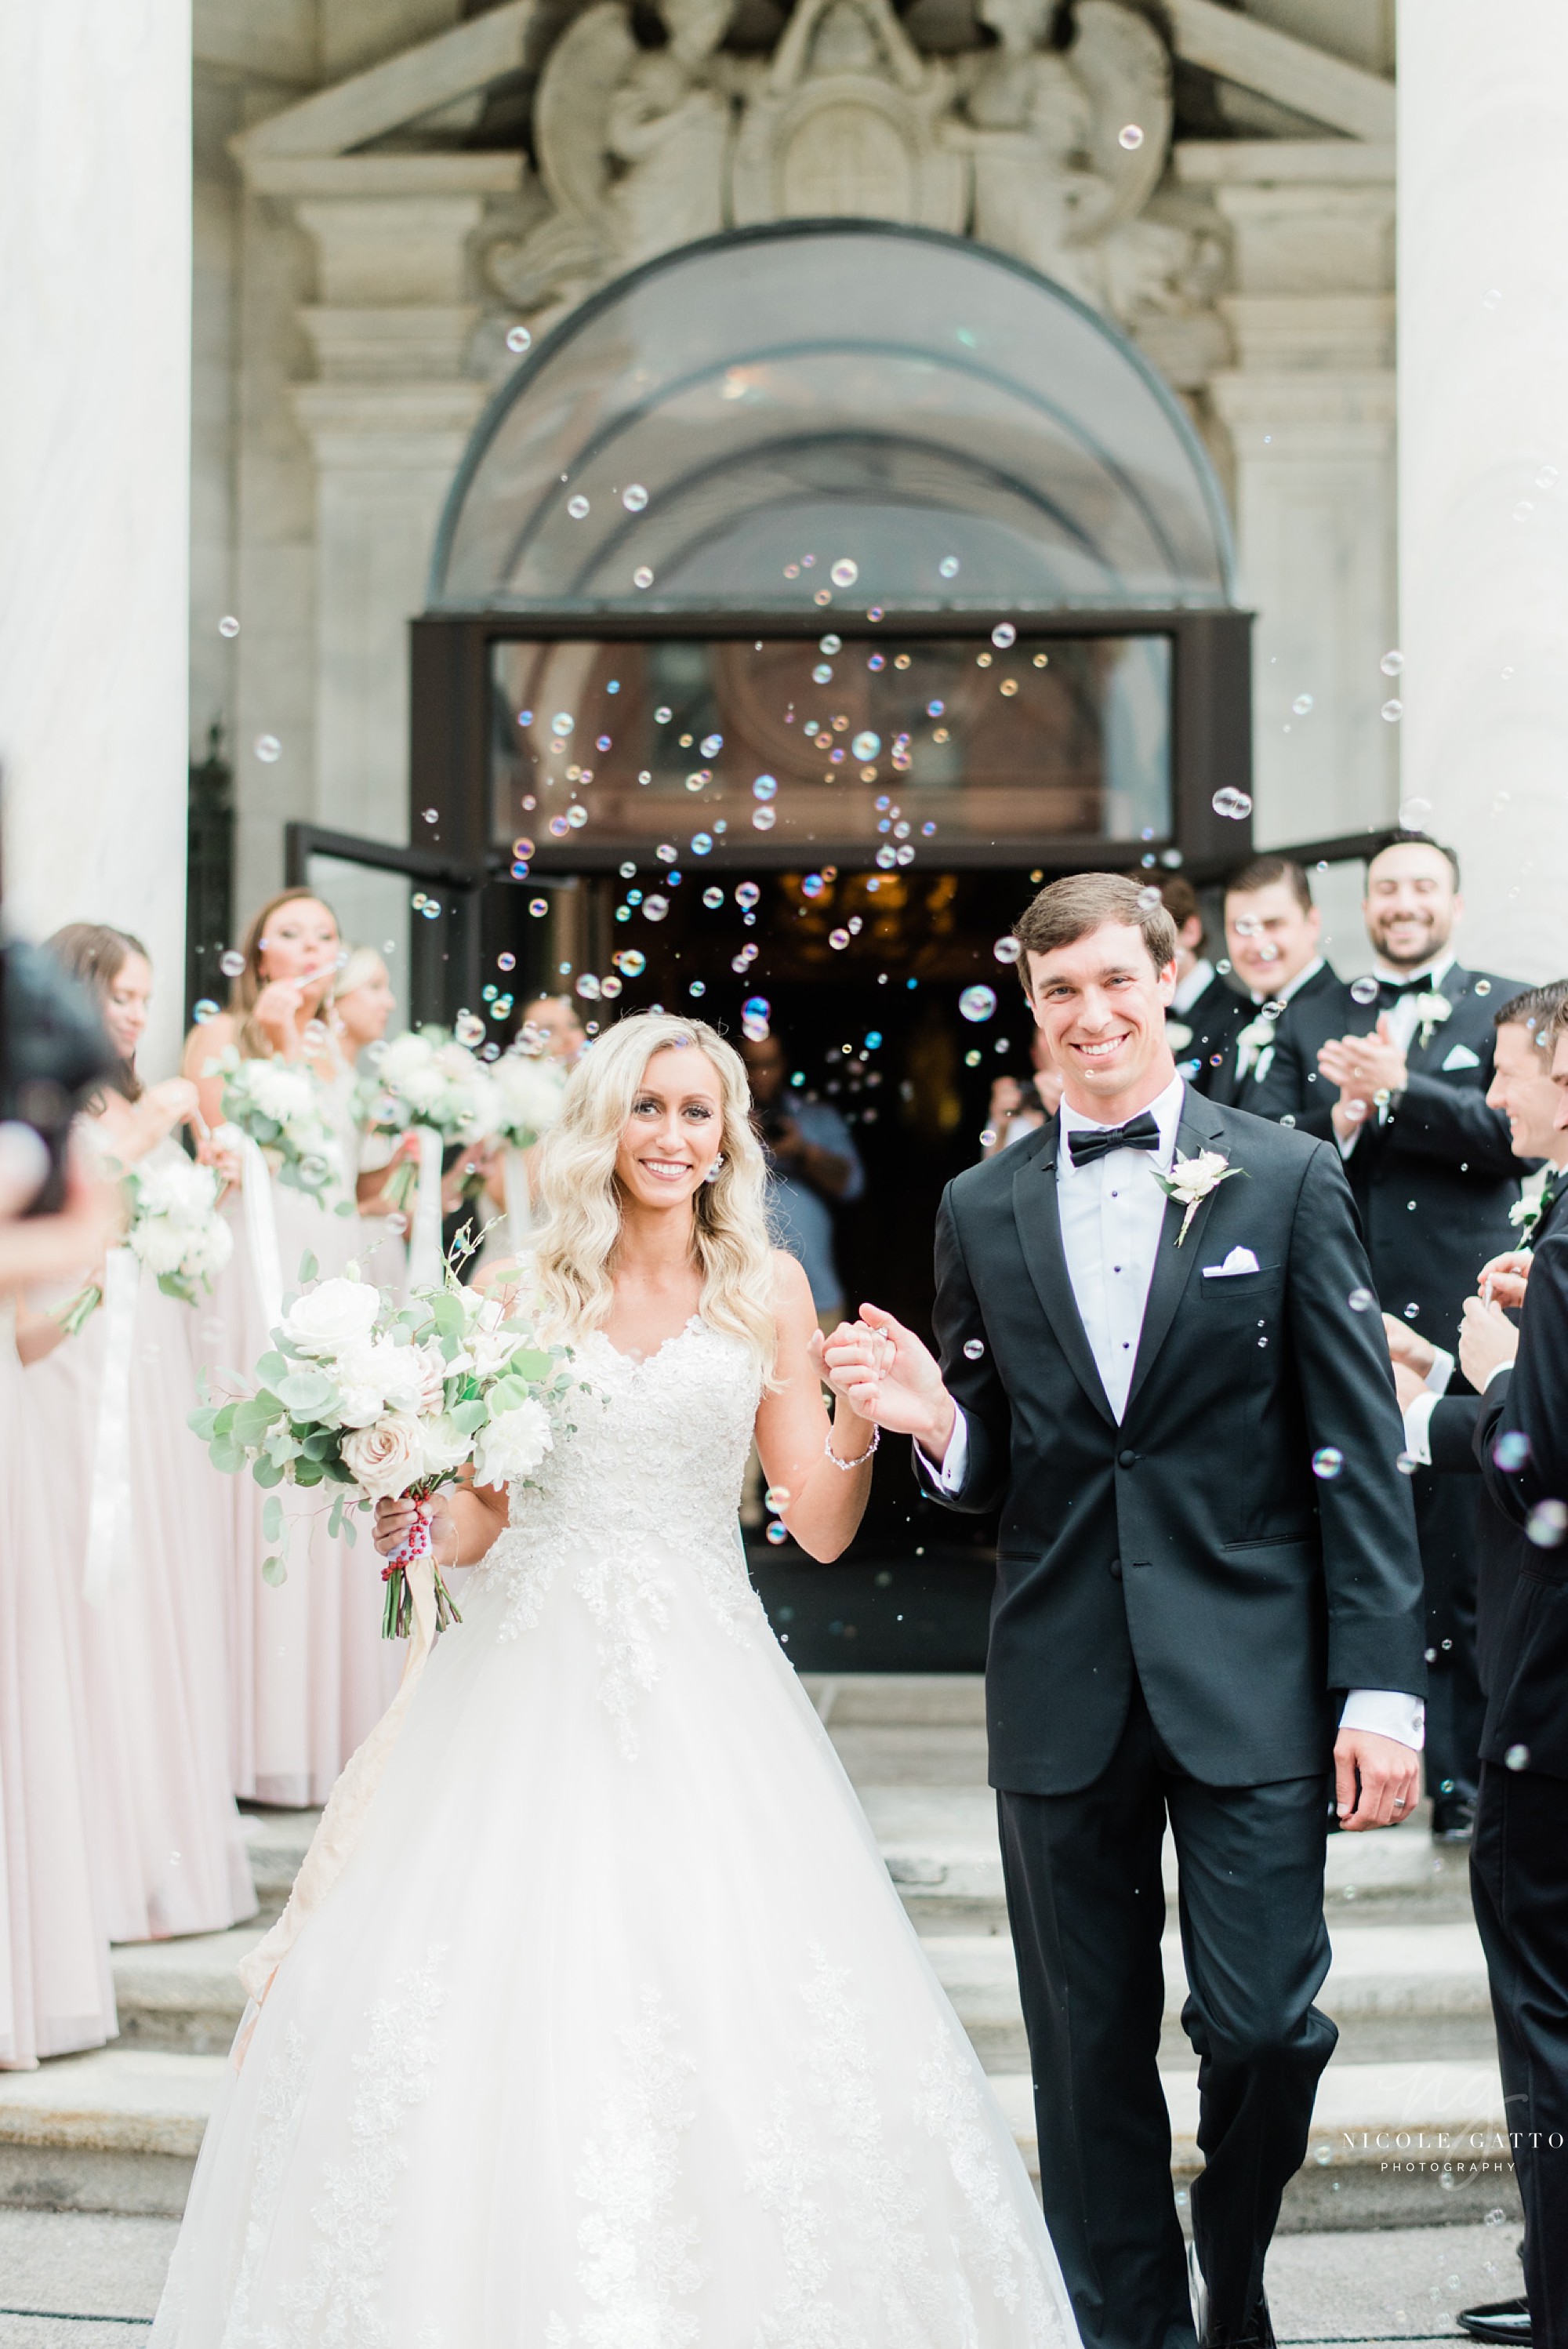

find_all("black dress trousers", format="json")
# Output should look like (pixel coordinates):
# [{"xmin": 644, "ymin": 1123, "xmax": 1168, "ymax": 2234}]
[
  {"xmin": 997, "ymin": 1684, "xmax": 1337, "ymax": 2349},
  {"xmin": 1471, "ymin": 1763, "xmax": 1568, "ymax": 2349}
]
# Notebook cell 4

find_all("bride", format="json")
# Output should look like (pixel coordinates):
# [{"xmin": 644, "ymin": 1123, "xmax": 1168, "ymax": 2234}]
[{"xmin": 151, "ymin": 1013, "xmax": 1076, "ymax": 2347}]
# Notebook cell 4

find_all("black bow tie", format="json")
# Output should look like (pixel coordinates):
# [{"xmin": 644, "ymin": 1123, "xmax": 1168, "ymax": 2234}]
[
  {"xmin": 1068, "ymin": 1111, "xmax": 1161, "ymax": 1167},
  {"xmin": 1379, "ymin": 975, "xmax": 1438, "ymax": 999}
]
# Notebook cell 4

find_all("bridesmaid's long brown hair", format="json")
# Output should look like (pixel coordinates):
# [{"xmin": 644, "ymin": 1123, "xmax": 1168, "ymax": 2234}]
[
  {"xmin": 47, "ymin": 922, "xmax": 148, "ymax": 1103},
  {"xmin": 227, "ymin": 889, "xmax": 340, "ymax": 1059}
]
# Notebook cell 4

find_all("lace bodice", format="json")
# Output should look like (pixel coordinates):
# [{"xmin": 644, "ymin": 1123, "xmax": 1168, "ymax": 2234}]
[{"xmin": 480, "ymin": 1318, "xmax": 766, "ymax": 1752}]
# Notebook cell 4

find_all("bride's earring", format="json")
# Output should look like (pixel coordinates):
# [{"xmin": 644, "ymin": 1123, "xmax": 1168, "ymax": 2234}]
[{"xmin": 704, "ymin": 1156, "xmax": 724, "ymax": 1183}]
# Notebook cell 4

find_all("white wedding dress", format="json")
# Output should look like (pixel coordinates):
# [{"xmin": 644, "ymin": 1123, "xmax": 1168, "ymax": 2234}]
[{"xmin": 152, "ymin": 1319, "xmax": 1075, "ymax": 2348}]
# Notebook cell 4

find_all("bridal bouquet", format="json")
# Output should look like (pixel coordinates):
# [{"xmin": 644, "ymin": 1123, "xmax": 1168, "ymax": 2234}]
[
  {"xmin": 190, "ymin": 1262, "xmax": 579, "ymax": 1638},
  {"xmin": 216, "ymin": 1050, "xmax": 351, "ymax": 1214},
  {"xmin": 56, "ymin": 1151, "xmax": 235, "ymax": 1333},
  {"xmin": 355, "ymin": 1029, "xmax": 500, "ymax": 1215}
]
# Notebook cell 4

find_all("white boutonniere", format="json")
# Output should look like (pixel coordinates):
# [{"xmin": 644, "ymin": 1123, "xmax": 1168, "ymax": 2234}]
[
  {"xmin": 1509, "ymin": 1193, "xmax": 1542, "ymax": 1240},
  {"xmin": 1414, "ymin": 993, "xmax": 1452, "ymax": 1051},
  {"xmin": 1150, "ymin": 1149, "xmax": 1243, "ymax": 1246},
  {"xmin": 1235, "ymin": 1012, "xmax": 1279, "ymax": 1080}
]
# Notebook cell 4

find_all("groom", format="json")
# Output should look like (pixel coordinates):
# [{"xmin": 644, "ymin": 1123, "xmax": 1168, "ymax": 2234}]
[{"xmin": 823, "ymin": 873, "xmax": 1426, "ymax": 2349}]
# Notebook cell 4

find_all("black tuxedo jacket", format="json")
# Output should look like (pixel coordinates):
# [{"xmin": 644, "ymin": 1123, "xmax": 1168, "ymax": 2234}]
[
  {"xmin": 1421, "ymin": 1175, "xmax": 1568, "ymax": 1692},
  {"xmin": 1472, "ymin": 1225, "xmax": 1568, "ymax": 1781},
  {"xmin": 1168, "ymin": 971, "xmax": 1250, "ymax": 1101},
  {"xmin": 1208, "ymin": 960, "xmax": 1344, "ymax": 1112},
  {"xmin": 915, "ymin": 1093, "xmax": 1425, "ymax": 1795},
  {"xmin": 1250, "ymin": 963, "xmax": 1528, "ymax": 1352}
]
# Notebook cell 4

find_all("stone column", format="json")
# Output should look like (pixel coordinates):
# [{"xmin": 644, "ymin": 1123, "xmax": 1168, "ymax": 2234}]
[
  {"xmin": 1397, "ymin": 0, "xmax": 1568, "ymax": 982},
  {"xmin": 0, "ymin": 0, "xmax": 192, "ymax": 1076}
]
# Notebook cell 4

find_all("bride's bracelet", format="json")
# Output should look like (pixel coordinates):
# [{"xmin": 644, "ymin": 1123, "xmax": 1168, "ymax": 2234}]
[{"xmin": 824, "ymin": 1424, "xmax": 880, "ymax": 1472}]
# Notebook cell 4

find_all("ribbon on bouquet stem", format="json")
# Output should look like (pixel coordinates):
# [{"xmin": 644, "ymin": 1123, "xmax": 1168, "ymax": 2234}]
[
  {"xmin": 82, "ymin": 1246, "xmax": 141, "ymax": 1610},
  {"xmin": 239, "ymin": 1135, "xmax": 284, "ymax": 1334},
  {"xmin": 234, "ymin": 1515, "xmax": 441, "ymax": 2042},
  {"xmin": 502, "ymin": 1145, "xmax": 533, "ymax": 1255},
  {"xmin": 407, "ymin": 1124, "xmax": 445, "ymax": 1291}
]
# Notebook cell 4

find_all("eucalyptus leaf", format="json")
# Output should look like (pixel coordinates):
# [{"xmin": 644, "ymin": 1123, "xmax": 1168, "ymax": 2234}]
[
  {"xmin": 261, "ymin": 1554, "xmax": 288, "ymax": 1586},
  {"xmin": 256, "ymin": 1350, "xmax": 290, "ymax": 1386},
  {"xmin": 450, "ymin": 1398, "xmax": 488, "ymax": 1435},
  {"xmin": 293, "ymin": 1458, "xmax": 325, "ymax": 1488},
  {"xmin": 277, "ymin": 1367, "xmax": 336, "ymax": 1415},
  {"xmin": 209, "ymin": 1440, "xmax": 247, "ymax": 1474},
  {"xmin": 253, "ymin": 1456, "xmax": 284, "ymax": 1490},
  {"xmin": 297, "ymin": 1249, "xmax": 318, "ymax": 1284},
  {"xmin": 262, "ymin": 1494, "xmax": 284, "ymax": 1543},
  {"xmin": 187, "ymin": 1406, "xmax": 220, "ymax": 1442}
]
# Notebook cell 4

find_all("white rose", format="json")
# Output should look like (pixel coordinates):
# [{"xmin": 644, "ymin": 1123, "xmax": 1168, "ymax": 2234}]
[
  {"xmin": 473, "ymin": 1399, "xmax": 554, "ymax": 1488},
  {"xmin": 493, "ymin": 1054, "xmax": 564, "ymax": 1142},
  {"xmin": 131, "ymin": 1217, "xmax": 189, "ymax": 1277},
  {"xmin": 469, "ymin": 1322, "xmax": 521, "ymax": 1381},
  {"xmin": 185, "ymin": 1218, "xmax": 234, "ymax": 1281},
  {"xmin": 1166, "ymin": 1149, "xmax": 1230, "ymax": 1204},
  {"xmin": 339, "ymin": 1412, "xmax": 424, "ymax": 1502},
  {"xmin": 281, "ymin": 1276, "xmax": 380, "ymax": 1357},
  {"xmin": 418, "ymin": 1411, "xmax": 472, "ymax": 1480},
  {"xmin": 245, "ymin": 1062, "xmax": 316, "ymax": 1126}
]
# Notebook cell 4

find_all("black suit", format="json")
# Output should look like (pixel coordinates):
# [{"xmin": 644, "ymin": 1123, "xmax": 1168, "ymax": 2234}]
[
  {"xmin": 1207, "ymin": 960, "xmax": 1344, "ymax": 1113},
  {"xmin": 1251, "ymin": 962, "xmax": 1530, "ymax": 1805},
  {"xmin": 1465, "ymin": 1229, "xmax": 1568, "ymax": 2340},
  {"xmin": 917, "ymin": 1092, "xmax": 1424, "ymax": 2349},
  {"xmin": 1169, "ymin": 971, "xmax": 1250, "ymax": 1101}
]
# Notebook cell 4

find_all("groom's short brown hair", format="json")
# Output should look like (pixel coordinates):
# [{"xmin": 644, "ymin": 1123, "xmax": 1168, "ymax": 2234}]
[{"xmin": 1011, "ymin": 872, "xmax": 1178, "ymax": 985}]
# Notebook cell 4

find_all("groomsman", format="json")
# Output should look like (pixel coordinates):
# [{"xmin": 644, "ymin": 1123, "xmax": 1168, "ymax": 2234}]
[
  {"xmin": 1152, "ymin": 874, "xmax": 1250, "ymax": 1098},
  {"xmin": 1251, "ymin": 833, "xmax": 1530, "ymax": 1838},
  {"xmin": 1207, "ymin": 856, "xmax": 1341, "ymax": 1109}
]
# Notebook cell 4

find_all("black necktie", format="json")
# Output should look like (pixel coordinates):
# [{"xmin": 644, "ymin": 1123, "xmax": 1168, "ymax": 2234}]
[{"xmin": 1068, "ymin": 1112, "xmax": 1161, "ymax": 1167}]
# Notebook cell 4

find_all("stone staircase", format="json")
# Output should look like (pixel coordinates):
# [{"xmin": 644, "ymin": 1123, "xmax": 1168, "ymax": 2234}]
[{"xmin": 0, "ymin": 1676, "xmax": 1517, "ymax": 2231}]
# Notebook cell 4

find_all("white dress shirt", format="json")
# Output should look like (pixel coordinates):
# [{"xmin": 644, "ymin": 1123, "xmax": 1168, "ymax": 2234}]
[
  {"xmin": 1339, "ymin": 952, "xmax": 1457, "ymax": 1160},
  {"xmin": 1171, "ymin": 960, "xmax": 1216, "ymax": 1016},
  {"xmin": 1236, "ymin": 955, "xmax": 1327, "ymax": 1085},
  {"xmin": 924, "ymin": 1073, "xmax": 1424, "ymax": 1748},
  {"xmin": 1401, "ymin": 1341, "xmax": 1513, "ymax": 1467}
]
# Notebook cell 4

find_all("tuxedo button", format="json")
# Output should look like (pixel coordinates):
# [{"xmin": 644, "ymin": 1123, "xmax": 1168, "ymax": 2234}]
[
  {"xmin": 1117, "ymin": 1447, "xmax": 1138, "ymax": 1468},
  {"xmin": 1109, "ymin": 1559, "xmax": 1122, "ymax": 1580}
]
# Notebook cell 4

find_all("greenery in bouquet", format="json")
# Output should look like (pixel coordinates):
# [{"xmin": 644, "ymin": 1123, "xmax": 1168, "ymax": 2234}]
[
  {"xmin": 56, "ymin": 1150, "xmax": 234, "ymax": 1334},
  {"xmin": 215, "ymin": 1048, "xmax": 353, "ymax": 1214},
  {"xmin": 190, "ymin": 1254, "xmax": 581, "ymax": 1639},
  {"xmin": 489, "ymin": 1038, "xmax": 567, "ymax": 1150},
  {"xmin": 354, "ymin": 1028, "xmax": 501, "ymax": 1214}
]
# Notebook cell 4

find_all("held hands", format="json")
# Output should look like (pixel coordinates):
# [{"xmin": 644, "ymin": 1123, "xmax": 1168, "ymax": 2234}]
[
  {"xmin": 1333, "ymin": 1727, "xmax": 1421, "ymax": 1832},
  {"xmin": 1319, "ymin": 1018, "xmax": 1407, "ymax": 1142},
  {"xmin": 1381, "ymin": 1312, "xmax": 1436, "ymax": 1379},
  {"xmin": 817, "ymin": 1304, "xmax": 956, "ymax": 1460},
  {"xmin": 1478, "ymin": 1250, "xmax": 1531, "ymax": 1313},
  {"xmin": 1457, "ymin": 1294, "xmax": 1518, "ymax": 1392}
]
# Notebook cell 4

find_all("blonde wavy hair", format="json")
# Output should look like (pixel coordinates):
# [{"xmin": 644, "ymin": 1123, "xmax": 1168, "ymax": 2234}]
[{"xmin": 530, "ymin": 1012, "xmax": 779, "ymax": 1377}]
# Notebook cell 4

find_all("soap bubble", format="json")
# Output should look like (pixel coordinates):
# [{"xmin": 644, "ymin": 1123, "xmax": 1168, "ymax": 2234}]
[
  {"xmin": 801, "ymin": 874, "xmax": 827, "ymax": 900},
  {"xmin": 633, "ymin": 566, "xmax": 654, "ymax": 590},
  {"xmin": 702, "ymin": 886, "xmax": 723, "ymax": 909},
  {"xmin": 993, "ymin": 937, "xmax": 1022, "ymax": 965},
  {"xmin": 927, "ymin": 699, "xmax": 945, "ymax": 719},
  {"xmin": 600, "ymin": 974, "xmax": 622, "ymax": 1000},
  {"xmin": 656, "ymin": 842, "xmax": 677, "ymax": 862},
  {"xmin": 684, "ymin": 772, "xmax": 709, "ymax": 793},
  {"xmin": 1349, "ymin": 975, "xmax": 1380, "ymax": 1005},
  {"xmin": 219, "ymin": 948, "xmax": 245, "ymax": 978},
  {"xmin": 575, "ymin": 973, "xmax": 601, "ymax": 1001},
  {"xmin": 851, "ymin": 732, "xmax": 881, "ymax": 761},
  {"xmin": 614, "ymin": 949, "xmax": 646, "ymax": 977},
  {"xmin": 753, "ymin": 773, "xmax": 778, "ymax": 801},
  {"xmin": 513, "ymin": 837, "xmax": 535, "ymax": 862},
  {"xmin": 525, "ymin": 898, "xmax": 546, "ymax": 917},
  {"xmin": 1381, "ymin": 649, "xmax": 1404, "ymax": 676},
  {"xmin": 765, "ymin": 1519, "xmax": 789, "ymax": 1545},
  {"xmin": 622, "ymin": 483, "xmax": 648, "ymax": 511},
  {"xmin": 960, "ymin": 985, "xmax": 997, "ymax": 1023},
  {"xmin": 455, "ymin": 1010, "xmax": 486, "ymax": 1047},
  {"xmin": 193, "ymin": 997, "xmax": 220, "ymax": 1022},
  {"xmin": 701, "ymin": 733, "xmax": 723, "ymax": 757},
  {"xmin": 1211, "ymin": 788, "xmax": 1251, "ymax": 819},
  {"xmin": 939, "ymin": 556, "xmax": 960, "ymax": 579},
  {"xmin": 963, "ymin": 1338, "xmax": 985, "ymax": 1360},
  {"xmin": 1312, "ymin": 1447, "xmax": 1344, "ymax": 1480},
  {"xmin": 818, "ymin": 635, "xmax": 842, "ymax": 657},
  {"xmin": 876, "ymin": 847, "xmax": 897, "ymax": 870},
  {"xmin": 550, "ymin": 712, "xmax": 573, "ymax": 738},
  {"xmin": 830, "ymin": 558, "xmax": 858, "ymax": 587},
  {"xmin": 565, "ymin": 803, "xmax": 588, "ymax": 829},
  {"xmin": 1494, "ymin": 1429, "xmax": 1530, "ymax": 1472},
  {"xmin": 764, "ymin": 1485, "xmax": 790, "ymax": 1512},
  {"xmin": 829, "ymin": 928, "xmax": 850, "ymax": 950},
  {"xmin": 506, "ymin": 325, "xmax": 532, "ymax": 354},
  {"xmin": 1119, "ymin": 122, "xmax": 1145, "ymax": 148},
  {"xmin": 1504, "ymin": 1744, "xmax": 1530, "ymax": 1771},
  {"xmin": 567, "ymin": 494, "xmax": 590, "ymax": 520},
  {"xmin": 642, "ymin": 895, "xmax": 670, "ymax": 923},
  {"xmin": 1526, "ymin": 1499, "xmax": 1567, "ymax": 1547},
  {"xmin": 736, "ymin": 882, "xmax": 760, "ymax": 910},
  {"xmin": 743, "ymin": 996, "xmax": 770, "ymax": 1022},
  {"xmin": 254, "ymin": 734, "xmax": 281, "ymax": 763},
  {"xmin": 1381, "ymin": 699, "xmax": 1403, "ymax": 723},
  {"xmin": 219, "ymin": 614, "xmax": 240, "ymax": 638},
  {"xmin": 1348, "ymin": 1287, "xmax": 1374, "ymax": 1312},
  {"xmin": 992, "ymin": 622, "xmax": 1017, "ymax": 649},
  {"xmin": 690, "ymin": 832, "xmax": 713, "ymax": 855},
  {"xmin": 812, "ymin": 663, "xmax": 833, "ymax": 684},
  {"xmin": 1397, "ymin": 1451, "xmax": 1417, "ymax": 1476},
  {"xmin": 753, "ymin": 805, "xmax": 776, "ymax": 830},
  {"xmin": 1292, "ymin": 693, "xmax": 1314, "ymax": 716}
]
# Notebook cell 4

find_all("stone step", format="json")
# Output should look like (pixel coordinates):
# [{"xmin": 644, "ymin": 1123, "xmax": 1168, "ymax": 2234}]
[
  {"xmin": 0, "ymin": 2040, "xmax": 1512, "ymax": 2233},
  {"xmin": 929, "ymin": 1921, "xmax": 1498, "ymax": 2071},
  {"xmin": 111, "ymin": 1930, "xmax": 266, "ymax": 2056},
  {"xmin": 238, "ymin": 1805, "xmax": 320, "ymax": 1917}
]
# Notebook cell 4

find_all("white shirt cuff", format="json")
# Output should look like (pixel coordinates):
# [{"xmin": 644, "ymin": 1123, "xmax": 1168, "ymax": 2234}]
[
  {"xmin": 1424, "ymin": 1347, "xmax": 1454, "ymax": 1397},
  {"xmin": 1401, "ymin": 1389, "xmax": 1439, "ymax": 1469},
  {"xmin": 1339, "ymin": 1690, "xmax": 1425, "ymax": 1751},
  {"xmin": 1338, "ymin": 1125, "xmax": 1360, "ymax": 1160},
  {"xmin": 916, "ymin": 1407, "xmax": 968, "ymax": 1495}
]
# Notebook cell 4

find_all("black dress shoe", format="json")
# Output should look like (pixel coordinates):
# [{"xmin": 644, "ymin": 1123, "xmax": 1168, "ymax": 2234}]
[
  {"xmin": 1458, "ymin": 2298, "xmax": 1530, "ymax": 2344},
  {"xmin": 1432, "ymin": 1792, "xmax": 1477, "ymax": 1843}
]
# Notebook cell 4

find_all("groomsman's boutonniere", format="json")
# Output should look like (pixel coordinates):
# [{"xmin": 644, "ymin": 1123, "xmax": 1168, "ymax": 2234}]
[
  {"xmin": 1509, "ymin": 1193, "xmax": 1543, "ymax": 1243},
  {"xmin": 1414, "ymin": 993, "xmax": 1452, "ymax": 1051},
  {"xmin": 1151, "ymin": 1149, "xmax": 1243, "ymax": 1246},
  {"xmin": 1235, "ymin": 1012, "xmax": 1278, "ymax": 1082}
]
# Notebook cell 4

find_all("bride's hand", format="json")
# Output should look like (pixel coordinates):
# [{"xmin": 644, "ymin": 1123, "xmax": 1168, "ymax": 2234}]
[
  {"xmin": 373, "ymin": 1495, "xmax": 426, "ymax": 1557},
  {"xmin": 818, "ymin": 1303, "xmax": 955, "ymax": 1452}
]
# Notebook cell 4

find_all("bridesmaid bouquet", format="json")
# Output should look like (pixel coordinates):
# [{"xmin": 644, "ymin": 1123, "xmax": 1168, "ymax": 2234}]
[
  {"xmin": 489, "ymin": 1040, "xmax": 567, "ymax": 1151},
  {"xmin": 216, "ymin": 1050, "xmax": 352, "ymax": 1214},
  {"xmin": 56, "ymin": 1152, "xmax": 234, "ymax": 1333},
  {"xmin": 355, "ymin": 1028, "xmax": 499, "ymax": 1215},
  {"xmin": 190, "ymin": 1263, "xmax": 577, "ymax": 1637}
]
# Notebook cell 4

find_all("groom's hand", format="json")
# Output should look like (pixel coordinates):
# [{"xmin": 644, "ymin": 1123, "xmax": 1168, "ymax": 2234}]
[
  {"xmin": 820, "ymin": 1304, "xmax": 958, "ymax": 1463},
  {"xmin": 1333, "ymin": 1728, "xmax": 1421, "ymax": 1831}
]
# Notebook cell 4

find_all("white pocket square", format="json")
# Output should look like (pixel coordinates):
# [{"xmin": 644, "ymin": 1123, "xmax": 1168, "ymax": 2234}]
[
  {"xmin": 1441, "ymin": 1044, "xmax": 1481, "ymax": 1071},
  {"xmin": 1203, "ymin": 1247, "xmax": 1261, "ymax": 1278}
]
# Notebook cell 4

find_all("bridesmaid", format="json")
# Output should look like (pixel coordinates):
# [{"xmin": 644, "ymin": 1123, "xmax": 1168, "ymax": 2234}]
[
  {"xmin": 27, "ymin": 926, "xmax": 256, "ymax": 1944},
  {"xmin": 329, "ymin": 945, "xmax": 408, "ymax": 1291},
  {"xmin": 185, "ymin": 892, "xmax": 389, "ymax": 1808}
]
